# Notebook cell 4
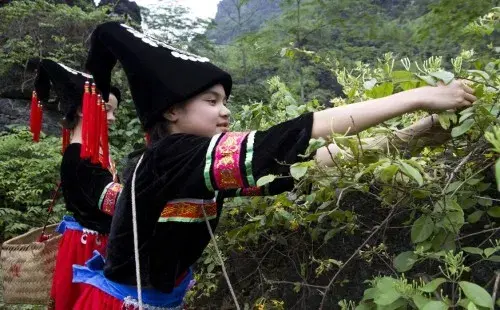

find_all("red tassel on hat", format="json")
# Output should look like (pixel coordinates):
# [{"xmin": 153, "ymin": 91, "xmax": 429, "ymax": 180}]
[
  {"xmin": 86, "ymin": 83, "xmax": 98, "ymax": 161},
  {"xmin": 29, "ymin": 91, "xmax": 37, "ymax": 135},
  {"xmin": 100, "ymin": 103, "xmax": 109, "ymax": 169},
  {"xmin": 145, "ymin": 132, "xmax": 151, "ymax": 146},
  {"xmin": 91, "ymin": 95, "xmax": 102, "ymax": 164},
  {"xmin": 62, "ymin": 128, "xmax": 70, "ymax": 154},
  {"xmin": 80, "ymin": 81, "xmax": 91, "ymax": 159},
  {"xmin": 33, "ymin": 102, "xmax": 43, "ymax": 142}
]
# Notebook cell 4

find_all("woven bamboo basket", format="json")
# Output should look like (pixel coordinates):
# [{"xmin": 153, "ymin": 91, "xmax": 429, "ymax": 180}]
[{"xmin": 1, "ymin": 224, "xmax": 61, "ymax": 305}]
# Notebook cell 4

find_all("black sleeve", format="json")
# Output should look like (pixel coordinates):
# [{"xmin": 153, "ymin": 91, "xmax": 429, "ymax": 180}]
[{"xmin": 61, "ymin": 144, "xmax": 122, "ymax": 217}]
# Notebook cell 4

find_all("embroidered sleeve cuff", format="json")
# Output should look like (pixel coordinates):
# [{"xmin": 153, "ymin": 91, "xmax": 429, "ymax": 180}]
[
  {"xmin": 204, "ymin": 131, "xmax": 257, "ymax": 191},
  {"xmin": 98, "ymin": 182, "xmax": 123, "ymax": 216}
]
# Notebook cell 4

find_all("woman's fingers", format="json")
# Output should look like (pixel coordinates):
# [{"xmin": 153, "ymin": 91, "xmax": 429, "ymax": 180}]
[
  {"xmin": 461, "ymin": 82, "xmax": 475, "ymax": 94},
  {"xmin": 464, "ymin": 92, "xmax": 477, "ymax": 104}
]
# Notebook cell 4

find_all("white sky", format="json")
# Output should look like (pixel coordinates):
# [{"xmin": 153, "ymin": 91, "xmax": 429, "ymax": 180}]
[{"xmin": 95, "ymin": 0, "xmax": 221, "ymax": 19}]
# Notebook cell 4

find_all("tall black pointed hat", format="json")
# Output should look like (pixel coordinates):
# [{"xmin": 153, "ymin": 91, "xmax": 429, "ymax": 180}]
[
  {"xmin": 85, "ymin": 21, "xmax": 232, "ymax": 130},
  {"xmin": 34, "ymin": 59, "xmax": 93, "ymax": 128}
]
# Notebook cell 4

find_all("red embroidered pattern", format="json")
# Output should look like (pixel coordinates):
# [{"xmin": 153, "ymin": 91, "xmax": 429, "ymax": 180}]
[
  {"xmin": 158, "ymin": 200, "xmax": 217, "ymax": 223},
  {"xmin": 100, "ymin": 182, "xmax": 122, "ymax": 216},
  {"xmin": 212, "ymin": 132, "xmax": 249, "ymax": 190}
]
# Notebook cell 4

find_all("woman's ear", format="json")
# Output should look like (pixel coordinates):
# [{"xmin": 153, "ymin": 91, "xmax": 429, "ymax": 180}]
[
  {"xmin": 163, "ymin": 106, "xmax": 179, "ymax": 122},
  {"xmin": 77, "ymin": 106, "xmax": 83, "ymax": 117}
]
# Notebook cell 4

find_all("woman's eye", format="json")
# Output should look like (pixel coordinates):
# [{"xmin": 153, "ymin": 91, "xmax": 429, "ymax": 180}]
[{"xmin": 207, "ymin": 99, "xmax": 217, "ymax": 105}]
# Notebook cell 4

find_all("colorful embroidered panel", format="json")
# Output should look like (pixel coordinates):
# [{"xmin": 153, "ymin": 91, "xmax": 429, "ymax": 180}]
[
  {"xmin": 98, "ymin": 182, "xmax": 122, "ymax": 216},
  {"xmin": 158, "ymin": 198, "xmax": 217, "ymax": 223},
  {"xmin": 212, "ymin": 132, "xmax": 249, "ymax": 189}
]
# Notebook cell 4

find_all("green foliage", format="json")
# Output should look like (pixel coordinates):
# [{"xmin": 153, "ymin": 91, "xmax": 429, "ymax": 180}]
[
  {"xmin": 0, "ymin": 128, "xmax": 64, "ymax": 240},
  {"xmin": 188, "ymin": 51, "xmax": 499, "ymax": 308},
  {"xmin": 0, "ymin": 0, "xmax": 118, "ymax": 74}
]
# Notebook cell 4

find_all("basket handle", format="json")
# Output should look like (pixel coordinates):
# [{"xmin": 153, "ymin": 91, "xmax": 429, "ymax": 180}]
[{"xmin": 38, "ymin": 182, "xmax": 62, "ymax": 242}]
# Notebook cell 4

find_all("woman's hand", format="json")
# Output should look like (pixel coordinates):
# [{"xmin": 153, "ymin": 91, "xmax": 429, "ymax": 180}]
[{"xmin": 418, "ymin": 80, "xmax": 477, "ymax": 112}]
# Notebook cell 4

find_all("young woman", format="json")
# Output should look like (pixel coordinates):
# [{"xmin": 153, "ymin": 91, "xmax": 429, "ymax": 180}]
[
  {"xmin": 72, "ymin": 22, "xmax": 476, "ymax": 309},
  {"xmin": 31, "ymin": 59, "xmax": 123, "ymax": 310}
]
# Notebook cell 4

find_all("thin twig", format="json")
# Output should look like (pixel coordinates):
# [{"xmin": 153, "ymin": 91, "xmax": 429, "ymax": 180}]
[
  {"xmin": 318, "ymin": 200, "xmax": 400, "ymax": 309},
  {"xmin": 492, "ymin": 271, "xmax": 500, "ymax": 304},
  {"xmin": 264, "ymin": 277, "xmax": 326, "ymax": 290},
  {"xmin": 441, "ymin": 150, "xmax": 474, "ymax": 195},
  {"xmin": 202, "ymin": 206, "xmax": 240, "ymax": 310},
  {"xmin": 455, "ymin": 227, "xmax": 500, "ymax": 241}
]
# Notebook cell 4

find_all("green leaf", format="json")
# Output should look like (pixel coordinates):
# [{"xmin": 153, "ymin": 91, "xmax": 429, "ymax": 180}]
[
  {"xmin": 411, "ymin": 215, "xmax": 434, "ymax": 243},
  {"xmin": 467, "ymin": 210, "xmax": 484, "ymax": 223},
  {"xmin": 256, "ymin": 174, "xmax": 276, "ymax": 187},
  {"xmin": 417, "ymin": 75, "xmax": 437, "ymax": 86},
  {"xmin": 445, "ymin": 181, "xmax": 462, "ymax": 194},
  {"xmin": 361, "ymin": 287, "xmax": 378, "ymax": 301},
  {"xmin": 393, "ymin": 251, "xmax": 417, "ymax": 272},
  {"xmin": 366, "ymin": 82, "xmax": 394, "ymax": 99},
  {"xmin": 484, "ymin": 247, "xmax": 497, "ymax": 258},
  {"xmin": 324, "ymin": 229, "xmax": 337, "ymax": 243},
  {"xmin": 467, "ymin": 69, "xmax": 490, "ymax": 81},
  {"xmin": 419, "ymin": 278, "xmax": 447, "ymax": 293},
  {"xmin": 478, "ymin": 197, "xmax": 493, "ymax": 207},
  {"xmin": 290, "ymin": 163, "xmax": 308, "ymax": 180},
  {"xmin": 413, "ymin": 295, "xmax": 432, "ymax": 309},
  {"xmin": 459, "ymin": 112, "xmax": 474, "ymax": 123},
  {"xmin": 430, "ymin": 71, "xmax": 454, "ymax": 84},
  {"xmin": 354, "ymin": 303, "xmax": 372, "ymax": 310},
  {"xmin": 412, "ymin": 189, "xmax": 431, "ymax": 199},
  {"xmin": 399, "ymin": 161, "xmax": 424, "ymax": 186},
  {"xmin": 487, "ymin": 206, "xmax": 500, "ymax": 218},
  {"xmin": 207, "ymin": 263, "xmax": 214, "ymax": 273},
  {"xmin": 374, "ymin": 290, "xmax": 401, "ymax": 306},
  {"xmin": 467, "ymin": 302, "xmax": 479, "ymax": 310},
  {"xmin": 391, "ymin": 70, "xmax": 414, "ymax": 82},
  {"xmin": 422, "ymin": 300, "xmax": 449, "ymax": 310},
  {"xmin": 487, "ymin": 255, "xmax": 500, "ymax": 262},
  {"xmin": 379, "ymin": 165, "xmax": 399, "ymax": 183},
  {"xmin": 462, "ymin": 247, "xmax": 483, "ymax": 255},
  {"xmin": 459, "ymin": 281, "xmax": 494, "ymax": 309},
  {"xmin": 451, "ymin": 119, "xmax": 474, "ymax": 137}
]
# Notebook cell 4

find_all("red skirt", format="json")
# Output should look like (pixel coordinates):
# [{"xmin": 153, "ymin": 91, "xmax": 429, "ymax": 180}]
[
  {"xmin": 73, "ymin": 284, "xmax": 187, "ymax": 310},
  {"xmin": 49, "ymin": 228, "xmax": 108, "ymax": 310},
  {"xmin": 73, "ymin": 284, "xmax": 123, "ymax": 310}
]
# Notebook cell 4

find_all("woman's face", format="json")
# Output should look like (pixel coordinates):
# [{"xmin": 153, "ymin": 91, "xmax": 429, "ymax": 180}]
[
  {"xmin": 105, "ymin": 93, "xmax": 119, "ymax": 126},
  {"xmin": 164, "ymin": 84, "xmax": 231, "ymax": 137}
]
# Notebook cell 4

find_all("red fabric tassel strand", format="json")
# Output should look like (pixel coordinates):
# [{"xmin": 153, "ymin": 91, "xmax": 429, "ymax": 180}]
[
  {"xmin": 33, "ymin": 102, "xmax": 43, "ymax": 142},
  {"xmin": 80, "ymin": 81, "xmax": 91, "ymax": 159},
  {"xmin": 91, "ymin": 94, "xmax": 101, "ymax": 164},
  {"xmin": 145, "ymin": 133, "xmax": 151, "ymax": 146},
  {"xmin": 62, "ymin": 128, "xmax": 71, "ymax": 154},
  {"xmin": 100, "ymin": 103, "xmax": 109, "ymax": 169},
  {"xmin": 85, "ymin": 83, "xmax": 98, "ymax": 161},
  {"xmin": 29, "ymin": 91, "xmax": 37, "ymax": 135}
]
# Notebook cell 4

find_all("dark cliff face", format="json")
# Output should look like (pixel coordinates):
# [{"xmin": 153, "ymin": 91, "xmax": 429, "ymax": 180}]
[{"xmin": 0, "ymin": 98, "xmax": 61, "ymax": 135}]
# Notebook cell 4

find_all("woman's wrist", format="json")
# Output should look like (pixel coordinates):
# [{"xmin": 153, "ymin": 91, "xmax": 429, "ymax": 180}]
[{"xmin": 408, "ymin": 86, "xmax": 433, "ymax": 111}]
